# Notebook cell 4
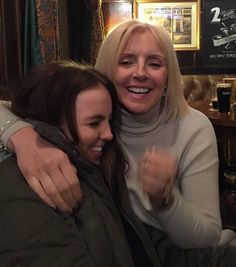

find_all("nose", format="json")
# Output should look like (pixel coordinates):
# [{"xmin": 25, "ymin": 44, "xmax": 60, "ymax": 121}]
[
  {"xmin": 100, "ymin": 122, "xmax": 113, "ymax": 141},
  {"xmin": 133, "ymin": 62, "xmax": 149, "ymax": 80}
]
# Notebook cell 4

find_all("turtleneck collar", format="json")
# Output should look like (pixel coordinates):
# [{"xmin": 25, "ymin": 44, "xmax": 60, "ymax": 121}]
[{"xmin": 118, "ymin": 103, "xmax": 163, "ymax": 136}]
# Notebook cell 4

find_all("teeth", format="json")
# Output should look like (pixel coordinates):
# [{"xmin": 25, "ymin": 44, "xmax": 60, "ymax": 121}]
[
  {"xmin": 92, "ymin": 146, "xmax": 103, "ymax": 152},
  {"xmin": 128, "ymin": 87, "xmax": 150, "ymax": 94}
]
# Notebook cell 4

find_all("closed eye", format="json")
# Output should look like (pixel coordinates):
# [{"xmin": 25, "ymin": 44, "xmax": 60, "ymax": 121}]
[
  {"xmin": 119, "ymin": 59, "xmax": 134, "ymax": 66},
  {"xmin": 89, "ymin": 121, "xmax": 100, "ymax": 128},
  {"xmin": 118, "ymin": 55, "xmax": 135, "ymax": 66},
  {"xmin": 147, "ymin": 56, "xmax": 166, "ymax": 68},
  {"xmin": 149, "ymin": 62, "xmax": 162, "ymax": 68}
]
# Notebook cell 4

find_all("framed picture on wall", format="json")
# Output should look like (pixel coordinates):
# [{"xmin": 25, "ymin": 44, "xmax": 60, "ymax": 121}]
[
  {"xmin": 134, "ymin": 0, "xmax": 200, "ymax": 51},
  {"xmin": 202, "ymin": 0, "xmax": 236, "ymax": 68}
]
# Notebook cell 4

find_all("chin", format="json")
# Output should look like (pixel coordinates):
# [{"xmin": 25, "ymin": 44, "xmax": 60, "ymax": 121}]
[{"xmin": 90, "ymin": 159, "xmax": 101, "ymax": 165}]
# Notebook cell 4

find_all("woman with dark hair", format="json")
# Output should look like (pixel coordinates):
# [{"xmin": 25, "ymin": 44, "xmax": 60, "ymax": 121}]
[{"xmin": 0, "ymin": 61, "xmax": 158, "ymax": 267}]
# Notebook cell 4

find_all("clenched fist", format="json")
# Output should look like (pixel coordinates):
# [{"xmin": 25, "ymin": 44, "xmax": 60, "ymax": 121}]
[{"xmin": 138, "ymin": 146, "xmax": 177, "ymax": 209}]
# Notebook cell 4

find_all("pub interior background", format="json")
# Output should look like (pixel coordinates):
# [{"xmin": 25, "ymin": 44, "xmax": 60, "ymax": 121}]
[{"xmin": 0, "ymin": 0, "xmax": 236, "ymax": 229}]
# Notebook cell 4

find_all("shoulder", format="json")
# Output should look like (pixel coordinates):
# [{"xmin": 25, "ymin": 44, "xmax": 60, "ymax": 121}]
[
  {"xmin": 186, "ymin": 107, "xmax": 212, "ymax": 126},
  {"xmin": 0, "ymin": 147, "xmax": 13, "ymax": 163},
  {"xmin": 0, "ymin": 156, "xmax": 19, "ymax": 179},
  {"xmin": 0, "ymin": 156, "xmax": 27, "ymax": 197},
  {"xmin": 180, "ymin": 107, "xmax": 215, "ymax": 135},
  {"xmin": 0, "ymin": 156, "xmax": 39, "ymax": 202},
  {"xmin": 172, "ymin": 107, "xmax": 217, "ymax": 153}
]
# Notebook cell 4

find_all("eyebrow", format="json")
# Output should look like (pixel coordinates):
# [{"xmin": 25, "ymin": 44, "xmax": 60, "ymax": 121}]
[
  {"xmin": 86, "ymin": 114, "xmax": 104, "ymax": 121},
  {"xmin": 120, "ymin": 53, "xmax": 165, "ymax": 59},
  {"xmin": 148, "ymin": 55, "xmax": 166, "ymax": 64},
  {"xmin": 85, "ymin": 113, "xmax": 112, "ymax": 122}
]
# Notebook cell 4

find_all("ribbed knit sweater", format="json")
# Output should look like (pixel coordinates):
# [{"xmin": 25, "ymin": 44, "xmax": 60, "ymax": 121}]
[{"xmin": 118, "ymin": 104, "xmax": 223, "ymax": 248}]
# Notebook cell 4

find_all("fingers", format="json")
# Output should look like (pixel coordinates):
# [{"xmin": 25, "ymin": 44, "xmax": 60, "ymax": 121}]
[
  {"xmin": 160, "ymin": 180, "xmax": 173, "ymax": 205},
  {"xmin": 27, "ymin": 163, "xmax": 82, "ymax": 213},
  {"xmin": 46, "ymin": 168, "xmax": 76, "ymax": 211},
  {"xmin": 23, "ymin": 156, "xmax": 78, "ymax": 212},
  {"xmin": 33, "ymin": 158, "xmax": 83, "ymax": 212},
  {"xmin": 26, "ymin": 173, "xmax": 73, "ymax": 213},
  {"xmin": 138, "ymin": 146, "xmax": 177, "ymax": 207},
  {"xmin": 26, "ymin": 175, "xmax": 56, "ymax": 209},
  {"xmin": 60, "ymin": 158, "xmax": 83, "ymax": 205},
  {"xmin": 141, "ymin": 146, "xmax": 177, "ymax": 181},
  {"xmin": 44, "ymin": 153, "xmax": 82, "ymax": 211}
]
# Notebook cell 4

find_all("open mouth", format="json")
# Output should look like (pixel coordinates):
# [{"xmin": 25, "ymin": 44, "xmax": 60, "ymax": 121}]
[
  {"xmin": 92, "ymin": 145, "xmax": 104, "ymax": 152},
  {"xmin": 128, "ymin": 87, "xmax": 151, "ymax": 94}
]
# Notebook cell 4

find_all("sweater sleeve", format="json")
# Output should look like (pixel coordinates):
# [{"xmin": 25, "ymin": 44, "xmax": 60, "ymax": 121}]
[
  {"xmin": 0, "ymin": 100, "xmax": 31, "ymax": 147},
  {"xmin": 152, "ymin": 113, "xmax": 222, "ymax": 248}
]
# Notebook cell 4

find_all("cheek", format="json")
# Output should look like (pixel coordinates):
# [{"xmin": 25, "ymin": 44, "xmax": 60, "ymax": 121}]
[
  {"xmin": 154, "ymin": 69, "xmax": 168, "ymax": 86},
  {"xmin": 114, "ymin": 71, "xmax": 131, "ymax": 97},
  {"xmin": 78, "ymin": 130, "xmax": 96, "ymax": 146},
  {"xmin": 75, "ymin": 133, "xmax": 93, "ymax": 158},
  {"xmin": 76, "ymin": 126, "xmax": 94, "ymax": 148},
  {"xmin": 114, "ymin": 68, "xmax": 129, "ymax": 86}
]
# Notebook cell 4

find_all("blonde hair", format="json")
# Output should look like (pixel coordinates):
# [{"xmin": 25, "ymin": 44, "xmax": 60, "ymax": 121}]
[{"xmin": 95, "ymin": 19, "xmax": 189, "ymax": 122}]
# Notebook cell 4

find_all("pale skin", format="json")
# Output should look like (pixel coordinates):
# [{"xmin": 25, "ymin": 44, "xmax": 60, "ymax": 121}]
[
  {"xmin": 63, "ymin": 84, "xmax": 113, "ymax": 166},
  {"xmin": 7, "ymin": 30, "xmax": 177, "ymax": 211}
]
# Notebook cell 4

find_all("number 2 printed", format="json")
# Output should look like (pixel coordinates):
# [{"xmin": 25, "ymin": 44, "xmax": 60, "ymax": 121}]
[{"xmin": 211, "ymin": 7, "xmax": 221, "ymax": 23}]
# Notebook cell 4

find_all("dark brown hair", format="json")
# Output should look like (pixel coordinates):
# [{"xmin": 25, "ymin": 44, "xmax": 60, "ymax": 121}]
[{"xmin": 9, "ymin": 60, "xmax": 128, "ymax": 190}]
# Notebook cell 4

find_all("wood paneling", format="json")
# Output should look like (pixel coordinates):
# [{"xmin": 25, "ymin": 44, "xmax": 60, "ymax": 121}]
[
  {"xmin": 0, "ymin": 0, "xmax": 22, "ymax": 99},
  {"xmin": 0, "ymin": 0, "xmax": 6, "ymax": 91}
]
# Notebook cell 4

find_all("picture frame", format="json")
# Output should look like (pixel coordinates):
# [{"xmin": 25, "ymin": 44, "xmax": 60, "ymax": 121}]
[{"xmin": 133, "ymin": 0, "xmax": 200, "ymax": 51}]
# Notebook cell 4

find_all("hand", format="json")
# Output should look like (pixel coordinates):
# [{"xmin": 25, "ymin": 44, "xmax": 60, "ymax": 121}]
[
  {"xmin": 138, "ymin": 146, "xmax": 177, "ymax": 208},
  {"xmin": 9, "ymin": 126, "xmax": 83, "ymax": 212}
]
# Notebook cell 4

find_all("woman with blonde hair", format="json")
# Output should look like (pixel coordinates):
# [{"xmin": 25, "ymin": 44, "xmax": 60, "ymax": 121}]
[{"xmin": 0, "ymin": 20, "xmax": 236, "ymax": 253}]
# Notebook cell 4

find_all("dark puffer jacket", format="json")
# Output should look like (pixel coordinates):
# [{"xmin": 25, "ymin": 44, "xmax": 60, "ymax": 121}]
[{"xmin": 0, "ymin": 123, "xmax": 160, "ymax": 267}]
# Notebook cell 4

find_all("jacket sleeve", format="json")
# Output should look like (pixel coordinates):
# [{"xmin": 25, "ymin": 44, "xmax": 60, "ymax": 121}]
[{"xmin": 0, "ymin": 100, "xmax": 31, "ymax": 147}]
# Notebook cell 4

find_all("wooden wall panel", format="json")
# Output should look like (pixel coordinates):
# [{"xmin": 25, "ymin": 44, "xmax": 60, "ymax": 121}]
[
  {"xmin": 0, "ymin": 0, "xmax": 6, "ymax": 91},
  {"xmin": 0, "ymin": 0, "xmax": 22, "ymax": 99},
  {"xmin": 4, "ymin": 0, "xmax": 22, "ymax": 80}
]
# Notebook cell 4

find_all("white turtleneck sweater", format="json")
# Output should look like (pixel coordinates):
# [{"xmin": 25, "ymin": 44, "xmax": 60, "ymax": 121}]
[
  {"xmin": 1, "ymin": 101, "xmax": 236, "ymax": 248},
  {"xmin": 118, "ymin": 104, "xmax": 233, "ymax": 248}
]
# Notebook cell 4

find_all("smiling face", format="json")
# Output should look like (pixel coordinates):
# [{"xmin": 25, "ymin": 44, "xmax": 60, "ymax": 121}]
[
  {"xmin": 64, "ymin": 84, "xmax": 113, "ymax": 165},
  {"xmin": 114, "ymin": 30, "xmax": 168, "ymax": 114}
]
